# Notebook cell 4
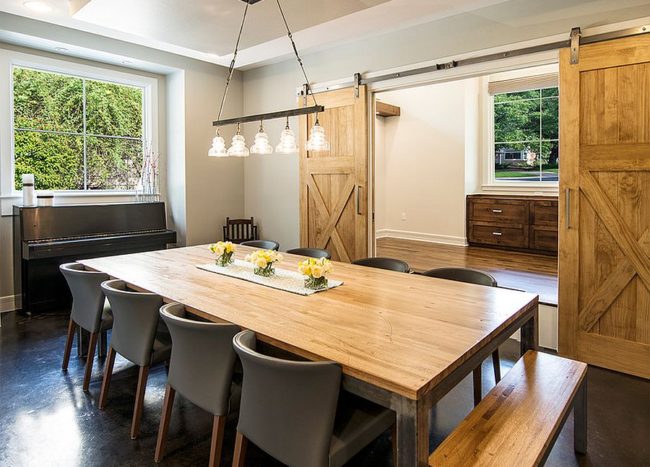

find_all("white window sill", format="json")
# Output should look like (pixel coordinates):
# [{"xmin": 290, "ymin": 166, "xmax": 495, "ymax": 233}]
[{"xmin": 1, "ymin": 190, "xmax": 142, "ymax": 199}]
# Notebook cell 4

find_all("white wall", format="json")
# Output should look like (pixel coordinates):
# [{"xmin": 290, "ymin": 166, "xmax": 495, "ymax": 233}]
[
  {"xmin": 375, "ymin": 79, "xmax": 480, "ymax": 245},
  {"xmin": 240, "ymin": 0, "xmax": 650, "ymax": 250},
  {"xmin": 0, "ymin": 13, "xmax": 245, "ymax": 310}
]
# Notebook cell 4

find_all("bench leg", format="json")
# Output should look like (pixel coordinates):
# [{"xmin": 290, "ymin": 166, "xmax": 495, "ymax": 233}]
[{"xmin": 574, "ymin": 378, "xmax": 587, "ymax": 454}]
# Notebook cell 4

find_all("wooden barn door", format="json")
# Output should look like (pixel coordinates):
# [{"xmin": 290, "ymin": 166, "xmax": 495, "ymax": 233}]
[
  {"xmin": 299, "ymin": 86, "xmax": 368, "ymax": 262},
  {"xmin": 559, "ymin": 34, "xmax": 650, "ymax": 378}
]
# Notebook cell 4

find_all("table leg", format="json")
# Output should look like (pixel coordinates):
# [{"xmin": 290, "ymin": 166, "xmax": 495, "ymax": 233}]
[
  {"xmin": 574, "ymin": 378, "xmax": 588, "ymax": 454},
  {"xmin": 395, "ymin": 397, "xmax": 430, "ymax": 467},
  {"xmin": 520, "ymin": 306, "xmax": 539, "ymax": 355}
]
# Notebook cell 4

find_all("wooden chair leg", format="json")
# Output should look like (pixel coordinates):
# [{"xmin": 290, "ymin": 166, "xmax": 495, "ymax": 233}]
[
  {"xmin": 98, "ymin": 346, "xmax": 116, "ymax": 410},
  {"xmin": 82, "ymin": 332, "xmax": 99, "ymax": 392},
  {"xmin": 232, "ymin": 431, "xmax": 248, "ymax": 467},
  {"xmin": 209, "ymin": 415, "xmax": 226, "ymax": 467},
  {"xmin": 131, "ymin": 365, "xmax": 150, "ymax": 440},
  {"xmin": 473, "ymin": 366, "xmax": 482, "ymax": 406},
  {"xmin": 62, "ymin": 319, "xmax": 76, "ymax": 370},
  {"xmin": 391, "ymin": 423, "xmax": 397, "ymax": 467},
  {"xmin": 154, "ymin": 384, "xmax": 176, "ymax": 463},
  {"xmin": 492, "ymin": 349, "xmax": 501, "ymax": 383}
]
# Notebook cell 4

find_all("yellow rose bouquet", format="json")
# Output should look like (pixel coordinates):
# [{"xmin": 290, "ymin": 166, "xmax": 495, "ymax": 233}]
[
  {"xmin": 245, "ymin": 249, "xmax": 283, "ymax": 277},
  {"xmin": 298, "ymin": 257, "xmax": 333, "ymax": 290},
  {"xmin": 209, "ymin": 241, "xmax": 236, "ymax": 267}
]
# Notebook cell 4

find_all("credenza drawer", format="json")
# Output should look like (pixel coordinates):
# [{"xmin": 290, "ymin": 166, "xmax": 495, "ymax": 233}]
[
  {"xmin": 469, "ymin": 224, "xmax": 528, "ymax": 248},
  {"xmin": 530, "ymin": 226, "xmax": 558, "ymax": 252},
  {"xmin": 532, "ymin": 200, "xmax": 559, "ymax": 226},
  {"xmin": 469, "ymin": 200, "xmax": 528, "ymax": 223}
]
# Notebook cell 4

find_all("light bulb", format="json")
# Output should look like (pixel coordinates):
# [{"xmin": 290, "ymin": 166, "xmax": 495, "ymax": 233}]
[
  {"xmin": 306, "ymin": 120, "xmax": 329, "ymax": 152},
  {"xmin": 250, "ymin": 124, "xmax": 273, "ymax": 154},
  {"xmin": 275, "ymin": 123, "xmax": 298, "ymax": 154},
  {"xmin": 227, "ymin": 133, "xmax": 249, "ymax": 157},
  {"xmin": 208, "ymin": 131, "xmax": 227, "ymax": 157}
]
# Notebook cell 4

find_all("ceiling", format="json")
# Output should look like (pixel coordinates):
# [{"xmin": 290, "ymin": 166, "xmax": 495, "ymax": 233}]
[{"xmin": 0, "ymin": 0, "xmax": 513, "ymax": 68}]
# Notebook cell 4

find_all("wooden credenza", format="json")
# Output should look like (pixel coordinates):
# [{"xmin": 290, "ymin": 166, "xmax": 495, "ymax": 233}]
[{"xmin": 467, "ymin": 194, "xmax": 558, "ymax": 255}]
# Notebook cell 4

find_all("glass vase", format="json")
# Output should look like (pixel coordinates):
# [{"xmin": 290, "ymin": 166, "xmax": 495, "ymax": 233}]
[
  {"xmin": 254, "ymin": 264, "xmax": 275, "ymax": 277},
  {"xmin": 304, "ymin": 276, "xmax": 328, "ymax": 290},
  {"xmin": 216, "ymin": 252, "xmax": 234, "ymax": 267}
]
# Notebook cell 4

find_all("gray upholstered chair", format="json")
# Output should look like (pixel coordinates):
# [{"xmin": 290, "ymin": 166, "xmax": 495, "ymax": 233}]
[
  {"xmin": 286, "ymin": 247, "xmax": 332, "ymax": 259},
  {"xmin": 352, "ymin": 257, "xmax": 410, "ymax": 273},
  {"xmin": 155, "ymin": 303, "xmax": 240, "ymax": 466},
  {"xmin": 60, "ymin": 262, "xmax": 113, "ymax": 392},
  {"xmin": 421, "ymin": 267, "xmax": 500, "ymax": 405},
  {"xmin": 231, "ymin": 330, "xmax": 395, "ymax": 467},
  {"xmin": 239, "ymin": 240, "xmax": 280, "ymax": 251},
  {"xmin": 98, "ymin": 280, "xmax": 172, "ymax": 439}
]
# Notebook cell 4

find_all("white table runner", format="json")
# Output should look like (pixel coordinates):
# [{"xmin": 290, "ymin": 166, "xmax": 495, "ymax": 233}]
[{"xmin": 196, "ymin": 259, "xmax": 343, "ymax": 296}]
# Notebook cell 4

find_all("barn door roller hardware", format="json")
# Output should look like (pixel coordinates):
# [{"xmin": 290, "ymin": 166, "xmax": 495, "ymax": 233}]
[{"xmin": 340, "ymin": 24, "xmax": 649, "ymax": 89}]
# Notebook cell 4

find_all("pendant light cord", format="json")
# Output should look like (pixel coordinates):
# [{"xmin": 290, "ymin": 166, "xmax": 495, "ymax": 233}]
[
  {"xmin": 215, "ymin": 1, "xmax": 250, "ymax": 125},
  {"xmin": 276, "ymin": 0, "xmax": 319, "ymax": 111}
]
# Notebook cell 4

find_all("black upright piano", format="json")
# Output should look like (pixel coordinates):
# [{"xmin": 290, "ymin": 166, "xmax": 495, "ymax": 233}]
[{"xmin": 13, "ymin": 201, "xmax": 177, "ymax": 314}]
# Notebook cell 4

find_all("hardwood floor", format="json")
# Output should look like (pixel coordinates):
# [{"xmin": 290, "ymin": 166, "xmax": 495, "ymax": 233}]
[{"xmin": 376, "ymin": 237, "xmax": 558, "ymax": 305}]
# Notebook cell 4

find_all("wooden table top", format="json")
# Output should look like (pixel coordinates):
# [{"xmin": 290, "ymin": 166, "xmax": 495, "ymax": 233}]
[{"xmin": 80, "ymin": 245, "xmax": 538, "ymax": 400}]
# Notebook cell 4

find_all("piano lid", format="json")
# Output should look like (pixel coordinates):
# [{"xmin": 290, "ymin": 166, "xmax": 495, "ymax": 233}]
[{"xmin": 14, "ymin": 202, "xmax": 168, "ymax": 242}]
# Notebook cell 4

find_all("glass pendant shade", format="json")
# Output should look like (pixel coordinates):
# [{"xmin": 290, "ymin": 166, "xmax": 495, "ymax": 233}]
[
  {"xmin": 250, "ymin": 125, "xmax": 274, "ymax": 154},
  {"xmin": 305, "ymin": 120, "xmax": 330, "ymax": 152},
  {"xmin": 208, "ymin": 132, "xmax": 227, "ymax": 157},
  {"xmin": 227, "ymin": 133, "xmax": 250, "ymax": 157},
  {"xmin": 276, "ymin": 124, "xmax": 299, "ymax": 154}
]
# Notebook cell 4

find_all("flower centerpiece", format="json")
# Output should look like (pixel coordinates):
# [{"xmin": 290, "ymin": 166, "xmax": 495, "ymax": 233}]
[
  {"xmin": 246, "ymin": 249, "xmax": 282, "ymax": 277},
  {"xmin": 209, "ymin": 241, "xmax": 236, "ymax": 267},
  {"xmin": 298, "ymin": 257, "xmax": 333, "ymax": 290}
]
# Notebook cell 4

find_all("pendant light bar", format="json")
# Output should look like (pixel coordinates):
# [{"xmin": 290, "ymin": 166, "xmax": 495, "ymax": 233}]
[{"xmin": 213, "ymin": 105, "xmax": 324, "ymax": 127}]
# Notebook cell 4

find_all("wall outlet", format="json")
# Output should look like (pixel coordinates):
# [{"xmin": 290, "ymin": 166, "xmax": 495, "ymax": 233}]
[{"xmin": 401, "ymin": 212, "xmax": 407, "ymax": 221}]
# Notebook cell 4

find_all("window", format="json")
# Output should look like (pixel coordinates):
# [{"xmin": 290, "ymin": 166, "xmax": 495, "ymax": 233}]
[
  {"xmin": 12, "ymin": 66, "xmax": 145, "ymax": 191},
  {"xmin": 487, "ymin": 71, "xmax": 559, "ymax": 185}
]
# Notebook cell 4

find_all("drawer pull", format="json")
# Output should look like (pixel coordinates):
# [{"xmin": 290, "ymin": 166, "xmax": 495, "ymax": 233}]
[
  {"xmin": 492, "ymin": 209, "xmax": 503, "ymax": 213},
  {"xmin": 492, "ymin": 232, "xmax": 503, "ymax": 236}
]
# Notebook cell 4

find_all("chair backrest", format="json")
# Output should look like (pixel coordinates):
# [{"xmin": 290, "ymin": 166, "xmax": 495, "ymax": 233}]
[
  {"xmin": 223, "ymin": 217, "xmax": 258, "ymax": 243},
  {"xmin": 352, "ymin": 257, "xmax": 410, "ymax": 273},
  {"xmin": 233, "ymin": 331, "xmax": 341, "ymax": 467},
  {"xmin": 240, "ymin": 239, "xmax": 280, "ymax": 251},
  {"xmin": 421, "ymin": 267, "xmax": 497, "ymax": 287},
  {"xmin": 101, "ymin": 279, "xmax": 163, "ymax": 366},
  {"xmin": 286, "ymin": 248, "xmax": 331, "ymax": 259},
  {"xmin": 160, "ymin": 303, "xmax": 240, "ymax": 416},
  {"xmin": 60, "ymin": 262, "xmax": 109, "ymax": 333}
]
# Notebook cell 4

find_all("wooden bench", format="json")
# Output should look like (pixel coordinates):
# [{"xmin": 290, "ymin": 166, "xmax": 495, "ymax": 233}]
[{"xmin": 429, "ymin": 351, "xmax": 587, "ymax": 466}]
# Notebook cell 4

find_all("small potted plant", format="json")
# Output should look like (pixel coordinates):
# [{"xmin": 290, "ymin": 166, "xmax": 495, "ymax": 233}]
[
  {"xmin": 209, "ymin": 241, "xmax": 236, "ymax": 267},
  {"xmin": 298, "ymin": 257, "xmax": 333, "ymax": 290},
  {"xmin": 246, "ymin": 249, "xmax": 282, "ymax": 277}
]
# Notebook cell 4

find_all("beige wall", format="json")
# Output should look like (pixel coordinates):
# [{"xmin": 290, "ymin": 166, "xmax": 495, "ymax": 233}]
[{"xmin": 375, "ymin": 79, "xmax": 480, "ymax": 244}]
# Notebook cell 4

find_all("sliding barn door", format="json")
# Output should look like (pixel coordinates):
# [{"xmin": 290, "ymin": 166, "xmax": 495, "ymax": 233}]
[
  {"xmin": 299, "ymin": 87, "xmax": 368, "ymax": 262},
  {"xmin": 559, "ymin": 35, "xmax": 650, "ymax": 378}
]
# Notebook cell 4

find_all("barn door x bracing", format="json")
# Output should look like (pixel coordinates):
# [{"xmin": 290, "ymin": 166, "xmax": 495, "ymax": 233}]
[
  {"xmin": 299, "ymin": 86, "xmax": 368, "ymax": 262},
  {"xmin": 559, "ymin": 35, "xmax": 650, "ymax": 378}
]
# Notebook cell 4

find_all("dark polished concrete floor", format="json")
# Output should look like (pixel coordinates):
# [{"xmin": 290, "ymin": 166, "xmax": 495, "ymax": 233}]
[{"xmin": 0, "ymin": 310, "xmax": 648, "ymax": 467}]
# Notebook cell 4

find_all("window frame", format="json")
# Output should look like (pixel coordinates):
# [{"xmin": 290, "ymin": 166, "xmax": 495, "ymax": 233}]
[
  {"xmin": 480, "ymin": 66, "xmax": 559, "ymax": 194},
  {"xmin": 1, "ymin": 50, "xmax": 158, "ymax": 198}
]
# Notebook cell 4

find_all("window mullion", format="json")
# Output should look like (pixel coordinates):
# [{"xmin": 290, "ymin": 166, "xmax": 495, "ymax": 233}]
[{"xmin": 82, "ymin": 78, "xmax": 87, "ymax": 190}]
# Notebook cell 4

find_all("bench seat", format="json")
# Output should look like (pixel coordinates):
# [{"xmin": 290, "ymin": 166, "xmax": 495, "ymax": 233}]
[{"xmin": 429, "ymin": 350, "xmax": 587, "ymax": 466}]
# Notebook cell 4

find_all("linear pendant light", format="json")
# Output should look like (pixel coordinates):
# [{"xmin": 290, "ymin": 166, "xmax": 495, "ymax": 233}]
[{"xmin": 208, "ymin": 0, "xmax": 328, "ymax": 157}]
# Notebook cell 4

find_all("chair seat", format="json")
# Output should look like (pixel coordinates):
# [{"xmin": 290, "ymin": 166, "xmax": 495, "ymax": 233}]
[
  {"xmin": 99, "ymin": 299, "xmax": 113, "ymax": 332},
  {"xmin": 329, "ymin": 392, "xmax": 396, "ymax": 467}
]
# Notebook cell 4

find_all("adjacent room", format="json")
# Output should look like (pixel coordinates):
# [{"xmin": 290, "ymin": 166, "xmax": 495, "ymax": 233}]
[{"xmin": 0, "ymin": 1, "xmax": 649, "ymax": 466}]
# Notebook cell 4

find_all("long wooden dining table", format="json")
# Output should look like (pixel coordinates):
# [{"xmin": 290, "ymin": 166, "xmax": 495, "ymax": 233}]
[{"xmin": 80, "ymin": 244, "xmax": 539, "ymax": 466}]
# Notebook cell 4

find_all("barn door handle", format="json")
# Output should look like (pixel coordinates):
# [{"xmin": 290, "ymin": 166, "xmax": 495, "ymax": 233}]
[
  {"xmin": 356, "ymin": 185, "xmax": 362, "ymax": 215},
  {"xmin": 565, "ymin": 188, "xmax": 571, "ymax": 229}
]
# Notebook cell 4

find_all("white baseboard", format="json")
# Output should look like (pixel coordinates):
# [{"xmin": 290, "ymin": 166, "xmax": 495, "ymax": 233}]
[
  {"xmin": 0, "ymin": 294, "xmax": 20, "ymax": 313},
  {"xmin": 376, "ymin": 229, "xmax": 468, "ymax": 246}
]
